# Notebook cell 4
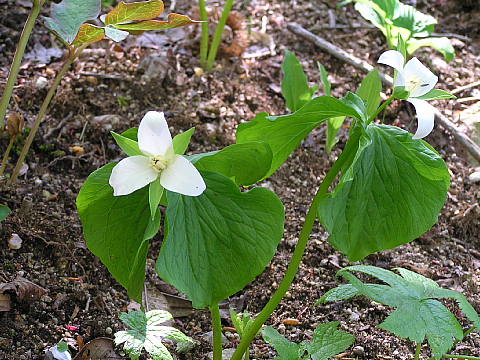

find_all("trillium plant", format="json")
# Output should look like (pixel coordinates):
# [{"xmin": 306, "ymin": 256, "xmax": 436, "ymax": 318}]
[{"xmin": 77, "ymin": 44, "xmax": 478, "ymax": 360}]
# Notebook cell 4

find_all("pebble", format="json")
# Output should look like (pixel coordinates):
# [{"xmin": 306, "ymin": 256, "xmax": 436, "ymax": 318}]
[
  {"xmin": 468, "ymin": 171, "xmax": 480, "ymax": 183},
  {"xmin": 105, "ymin": 327, "xmax": 113, "ymax": 335},
  {"xmin": 8, "ymin": 233, "xmax": 23, "ymax": 250},
  {"xmin": 352, "ymin": 345, "xmax": 365, "ymax": 356},
  {"xmin": 34, "ymin": 76, "xmax": 49, "ymax": 90}
]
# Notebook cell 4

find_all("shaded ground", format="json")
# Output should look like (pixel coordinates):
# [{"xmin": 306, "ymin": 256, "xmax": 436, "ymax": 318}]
[{"xmin": 0, "ymin": 0, "xmax": 479, "ymax": 359}]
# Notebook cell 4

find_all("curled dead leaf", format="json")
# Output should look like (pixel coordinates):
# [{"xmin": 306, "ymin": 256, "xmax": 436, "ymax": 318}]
[
  {"xmin": 0, "ymin": 276, "xmax": 47, "ymax": 302},
  {"xmin": 6, "ymin": 113, "xmax": 25, "ymax": 138},
  {"xmin": 72, "ymin": 337, "xmax": 123, "ymax": 360}
]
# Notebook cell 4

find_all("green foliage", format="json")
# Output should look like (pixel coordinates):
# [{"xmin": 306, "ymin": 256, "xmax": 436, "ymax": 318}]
[
  {"xmin": 44, "ymin": 0, "xmax": 101, "ymax": 44},
  {"xmin": 236, "ymin": 97, "xmax": 362, "ymax": 178},
  {"xmin": 76, "ymin": 163, "xmax": 161, "ymax": 302},
  {"xmin": 356, "ymin": 69, "xmax": 382, "ymax": 119},
  {"xmin": 0, "ymin": 204, "xmax": 11, "ymax": 222},
  {"xmin": 416, "ymin": 89, "xmax": 457, "ymax": 101},
  {"xmin": 319, "ymin": 266, "xmax": 480, "ymax": 358},
  {"xmin": 114, "ymin": 310, "xmax": 193, "ymax": 360},
  {"xmin": 318, "ymin": 124, "xmax": 450, "ymax": 261},
  {"xmin": 345, "ymin": 0, "xmax": 455, "ymax": 61},
  {"xmin": 230, "ymin": 309, "xmax": 255, "ymax": 339},
  {"xmin": 56, "ymin": 341, "xmax": 69, "ymax": 353},
  {"xmin": 281, "ymin": 50, "xmax": 317, "ymax": 112},
  {"xmin": 262, "ymin": 322, "xmax": 355, "ymax": 360},
  {"xmin": 156, "ymin": 171, "xmax": 285, "ymax": 308}
]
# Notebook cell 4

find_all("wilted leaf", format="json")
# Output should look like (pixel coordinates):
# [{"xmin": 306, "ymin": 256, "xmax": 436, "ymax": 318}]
[
  {"xmin": 72, "ymin": 337, "xmax": 122, "ymax": 360},
  {"xmin": 115, "ymin": 13, "xmax": 200, "ymax": 31},
  {"xmin": 73, "ymin": 24, "xmax": 105, "ymax": 47},
  {"xmin": 0, "ymin": 294, "xmax": 11, "ymax": 312},
  {"xmin": 0, "ymin": 276, "xmax": 47, "ymax": 302}
]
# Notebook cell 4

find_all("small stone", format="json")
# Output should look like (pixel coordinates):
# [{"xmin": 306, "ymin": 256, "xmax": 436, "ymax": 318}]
[
  {"xmin": 41, "ymin": 295, "xmax": 53, "ymax": 303},
  {"xmin": 468, "ymin": 171, "xmax": 480, "ymax": 183},
  {"xmin": 8, "ymin": 233, "xmax": 22, "ymax": 250},
  {"xmin": 201, "ymin": 330, "xmax": 227, "ymax": 345},
  {"xmin": 352, "ymin": 345, "xmax": 365, "ymax": 356},
  {"xmin": 35, "ymin": 76, "xmax": 49, "ymax": 90},
  {"xmin": 105, "ymin": 326, "xmax": 113, "ymax": 335},
  {"xmin": 207, "ymin": 348, "xmax": 236, "ymax": 360}
]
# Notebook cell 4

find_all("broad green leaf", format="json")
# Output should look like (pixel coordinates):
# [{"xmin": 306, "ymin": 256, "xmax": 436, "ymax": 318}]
[
  {"xmin": 122, "ymin": 127, "xmax": 139, "ymax": 141},
  {"xmin": 407, "ymin": 37, "xmax": 455, "ymax": 62},
  {"xmin": 354, "ymin": 2, "xmax": 387, "ymax": 35},
  {"xmin": 115, "ymin": 13, "xmax": 200, "ymax": 31},
  {"xmin": 325, "ymin": 266, "xmax": 478, "ymax": 359},
  {"xmin": 115, "ymin": 310, "xmax": 192, "ymax": 360},
  {"xmin": 281, "ymin": 50, "xmax": 313, "ymax": 112},
  {"xmin": 105, "ymin": 26, "xmax": 129, "ymax": 42},
  {"xmin": 300, "ymin": 322, "xmax": 355, "ymax": 360},
  {"xmin": 341, "ymin": 92, "xmax": 368, "ymax": 122},
  {"xmin": 0, "ymin": 204, "xmax": 11, "ymax": 222},
  {"xmin": 172, "ymin": 127, "xmax": 195, "ymax": 155},
  {"xmin": 318, "ymin": 124, "xmax": 450, "ymax": 261},
  {"xmin": 44, "ymin": 0, "xmax": 101, "ymax": 44},
  {"xmin": 237, "ymin": 97, "xmax": 362, "ymax": 177},
  {"xmin": 76, "ymin": 163, "xmax": 161, "ymax": 301},
  {"xmin": 326, "ymin": 117, "xmax": 345, "ymax": 153},
  {"xmin": 149, "ymin": 178, "xmax": 163, "ymax": 220},
  {"xmin": 190, "ymin": 142, "xmax": 273, "ymax": 186},
  {"xmin": 356, "ymin": 69, "xmax": 382, "ymax": 118},
  {"xmin": 317, "ymin": 284, "xmax": 359, "ymax": 304},
  {"xmin": 112, "ymin": 131, "xmax": 142, "ymax": 156},
  {"xmin": 393, "ymin": 2, "xmax": 437, "ymax": 38},
  {"xmin": 72, "ymin": 23, "xmax": 105, "ymax": 47},
  {"xmin": 262, "ymin": 326, "xmax": 301, "ymax": 360},
  {"xmin": 105, "ymin": 0, "xmax": 164, "ymax": 26},
  {"xmin": 416, "ymin": 89, "xmax": 456, "ymax": 101},
  {"xmin": 156, "ymin": 171, "xmax": 285, "ymax": 308}
]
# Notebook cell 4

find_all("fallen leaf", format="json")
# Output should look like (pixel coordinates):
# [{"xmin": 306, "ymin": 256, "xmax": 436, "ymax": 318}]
[
  {"xmin": 0, "ymin": 293, "xmax": 11, "ymax": 312},
  {"xmin": 0, "ymin": 276, "xmax": 47, "ymax": 302},
  {"xmin": 146, "ymin": 286, "xmax": 193, "ymax": 318},
  {"xmin": 72, "ymin": 337, "xmax": 123, "ymax": 360},
  {"xmin": 282, "ymin": 318, "xmax": 301, "ymax": 326}
]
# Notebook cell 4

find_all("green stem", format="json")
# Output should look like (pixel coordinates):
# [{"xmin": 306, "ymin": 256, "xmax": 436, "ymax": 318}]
[
  {"xmin": 368, "ymin": 96, "xmax": 394, "ymax": 123},
  {"xmin": 443, "ymin": 355, "xmax": 480, "ymax": 360},
  {"xmin": 205, "ymin": 0, "xmax": 234, "ymax": 70},
  {"xmin": 414, "ymin": 342, "xmax": 422, "ymax": 360},
  {"xmin": 199, "ymin": 0, "xmax": 209, "ymax": 66},
  {"xmin": 0, "ymin": 136, "xmax": 15, "ymax": 178},
  {"xmin": 229, "ymin": 129, "xmax": 361, "ymax": 360},
  {"xmin": 0, "ymin": 0, "xmax": 45, "ymax": 129},
  {"xmin": 211, "ymin": 303, "xmax": 223, "ymax": 360},
  {"xmin": 8, "ymin": 47, "xmax": 83, "ymax": 184}
]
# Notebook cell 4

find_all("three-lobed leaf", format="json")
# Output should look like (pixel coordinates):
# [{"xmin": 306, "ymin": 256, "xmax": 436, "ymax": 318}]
[{"xmin": 318, "ymin": 124, "xmax": 450, "ymax": 261}]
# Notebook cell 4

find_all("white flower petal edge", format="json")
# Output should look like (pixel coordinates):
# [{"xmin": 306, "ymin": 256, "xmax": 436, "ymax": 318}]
[
  {"xmin": 138, "ymin": 111, "xmax": 173, "ymax": 156},
  {"xmin": 109, "ymin": 156, "xmax": 158, "ymax": 196},
  {"xmin": 408, "ymin": 99, "xmax": 436, "ymax": 139},
  {"xmin": 402, "ymin": 57, "xmax": 438, "ymax": 97},
  {"xmin": 378, "ymin": 50, "xmax": 405, "ymax": 73},
  {"xmin": 160, "ymin": 155, "xmax": 206, "ymax": 196}
]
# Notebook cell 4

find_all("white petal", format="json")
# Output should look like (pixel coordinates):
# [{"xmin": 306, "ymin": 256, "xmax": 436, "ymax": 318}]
[
  {"xmin": 378, "ymin": 50, "xmax": 405, "ymax": 72},
  {"xmin": 109, "ymin": 156, "xmax": 158, "ymax": 196},
  {"xmin": 403, "ymin": 57, "xmax": 438, "ymax": 97},
  {"xmin": 408, "ymin": 99, "xmax": 436, "ymax": 139},
  {"xmin": 160, "ymin": 155, "xmax": 206, "ymax": 196},
  {"xmin": 138, "ymin": 111, "xmax": 173, "ymax": 156}
]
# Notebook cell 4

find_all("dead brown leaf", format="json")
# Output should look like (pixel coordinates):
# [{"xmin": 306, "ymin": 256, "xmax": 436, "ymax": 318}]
[
  {"xmin": 0, "ymin": 293, "xmax": 11, "ymax": 312},
  {"xmin": 0, "ymin": 276, "xmax": 47, "ymax": 302},
  {"xmin": 72, "ymin": 337, "xmax": 123, "ymax": 360}
]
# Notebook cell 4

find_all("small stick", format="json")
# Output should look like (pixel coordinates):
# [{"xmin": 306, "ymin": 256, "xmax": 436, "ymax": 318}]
[
  {"xmin": 287, "ymin": 23, "xmax": 480, "ymax": 163},
  {"xmin": 451, "ymin": 80, "xmax": 480, "ymax": 95}
]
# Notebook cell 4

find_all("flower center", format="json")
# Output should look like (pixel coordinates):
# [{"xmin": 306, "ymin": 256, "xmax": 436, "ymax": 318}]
[
  {"xmin": 406, "ymin": 75, "xmax": 429, "ymax": 95},
  {"xmin": 150, "ymin": 155, "xmax": 169, "ymax": 172}
]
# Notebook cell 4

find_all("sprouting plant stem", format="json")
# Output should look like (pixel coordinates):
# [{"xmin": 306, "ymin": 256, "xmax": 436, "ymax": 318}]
[
  {"xmin": 198, "ymin": 0, "xmax": 209, "ymax": 66},
  {"xmin": 0, "ymin": 0, "xmax": 45, "ymax": 129},
  {"xmin": 205, "ymin": 0, "xmax": 234, "ymax": 70},
  {"xmin": 210, "ymin": 303, "xmax": 223, "ymax": 360},
  {"xmin": 229, "ymin": 128, "xmax": 361, "ymax": 360},
  {"xmin": 414, "ymin": 342, "xmax": 422, "ymax": 360},
  {"xmin": 368, "ymin": 96, "xmax": 394, "ymax": 123},
  {"xmin": 0, "ymin": 136, "xmax": 15, "ymax": 177},
  {"xmin": 443, "ymin": 355, "xmax": 480, "ymax": 360},
  {"xmin": 8, "ymin": 46, "xmax": 84, "ymax": 184}
]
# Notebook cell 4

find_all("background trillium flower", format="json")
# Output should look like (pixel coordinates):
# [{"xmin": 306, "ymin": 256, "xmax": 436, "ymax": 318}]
[
  {"xmin": 109, "ymin": 111, "xmax": 206, "ymax": 197},
  {"xmin": 378, "ymin": 50, "xmax": 438, "ymax": 139}
]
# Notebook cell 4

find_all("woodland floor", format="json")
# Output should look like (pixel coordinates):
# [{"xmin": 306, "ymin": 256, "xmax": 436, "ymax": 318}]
[{"xmin": 0, "ymin": 0, "xmax": 479, "ymax": 359}]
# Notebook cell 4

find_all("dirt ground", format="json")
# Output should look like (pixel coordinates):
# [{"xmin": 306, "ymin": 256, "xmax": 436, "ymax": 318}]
[{"xmin": 0, "ymin": 0, "xmax": 479, "ymax": 359}]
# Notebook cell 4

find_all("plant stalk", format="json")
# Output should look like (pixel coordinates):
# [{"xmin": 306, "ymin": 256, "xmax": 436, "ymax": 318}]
[
  {"xmin": 199, "ymin": 0, "xmax": 209, "ymax": 66},
  {"xmin": 0, "ymin": 136, "xmax": 15, "ymax": 177},
  {"xmin": 205, "ymin": 0, "xmax": 234, "ymax": 70},
  {"xmin": 229, "ymin": 129, "xmax": 361, "ymax": 360},
  {"xmin": 8, "ymin": 47, "xmax": 82, "ymax": 184},
  {"xmin": 414, "ymin": 342, "xmax": 422, "ymax": 360},
  {"xmin": 210, "ymin": 303, "xmax": 223, "ymax": 360},
  {"xmin": 0, "ymin": 0, "xmax": 45, "ymax": 129},
  {"xmin": 368, "ymin": 96, "xmax": 394, "ymax": 123}
]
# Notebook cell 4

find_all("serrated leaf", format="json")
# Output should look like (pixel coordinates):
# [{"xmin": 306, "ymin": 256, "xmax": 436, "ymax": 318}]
[
  {"xmin": 262, "ymin": 326, "xmax": 301, "ymax": 360},
  {"xmin": 76, "ymin": 163, "xmax": 161, "ymax": 302},
  {"xmin": 324, "ymin": 266, "xmax": 480, "ymax": 359},
  {"xmin": 281, "ymin": 50, "xmax": 313, "ymax": 112},
  {"xmin": 115, "ymin": 13, "xmax": 200, "ymax": 31},
  {"xmin": 72, "ymin": 23, "xmax": 105, "ymax": 47},
  {"xmin": 156, "ymin": 171, "xmax": 285, "ymax": 308},
  {"xmin": 301, "ymin": 321, "xmax": 355, "ymax": 360},
  {"xmin": 356, "ymin": 69, "xmax": 382, "ymax": 118},
  {"xmin": 415, "ymin": 89, "xmax": 456, "ymax": 101},
  {"xmin": 44, "ymin": 0, "xmax": 101, "ymax": 44},
  {"xmin": 105, "ymin": 0, "xmax": 164, "ymax": 26},
  {"xmin": 115, "ymin": 310, "xmax": 192, "ymax": 360},
  {"xmin": 407, "ymin": 37, "xmax": 455, "ymax": 62},
  {"xmin": 0, "ymin": 205, "xmax": 11, "ymax": 222},
  {"xmin": 318, "ymin": 124, "xmax": 450, "ymax": 261}
]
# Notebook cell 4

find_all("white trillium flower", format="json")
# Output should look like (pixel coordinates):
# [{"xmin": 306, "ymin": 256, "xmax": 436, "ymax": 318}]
[
  {"xmin": 378, "ymin": 50, "xmax": 438, "ymax": 139},
  {"xmin": 109, "ymin": 111, "xmax": 206, "ymax": 197}
]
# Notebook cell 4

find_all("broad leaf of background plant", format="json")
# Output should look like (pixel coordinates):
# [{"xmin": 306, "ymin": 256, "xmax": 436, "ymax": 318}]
[
  {"xmin": 73, "ymin": 24, "xmax": 105, "ymax": 47},
  {"xmin": 114, "ymin": 310, "xmax": 192, "ymax": 360},
  {"xmin": 325, "ymin": 266, "xmax": 480, "ymax": 358},
  {"xmin": 115, "ymin": 14, "xmax": 200, "ymax": 31},
  {"xmin": 44, "ymin": 0, "xmax": 101, "ymax": 44},
  {"xmin": 76, "ymin": 163, "xmax": 161, "ymax": 302},
  {"xmin": 236, "ymin": 96, "xmax": 362, "ymax": 178},
  {"xmin": 0, "ymin": 205, "xmax": 11, "ymax": 222},
  {"xmin": 262, "ymin": 326, "xmax": 301, "ymax": 360},
  {"xmin": 407, "ymin": 37, "xmax": 455, "ymax": 62},
  {"xmin": 188, "ymin": 142, "xmax": 273, "ymax": 186},
  {"xmin": 104, "ymin": 0, "xmax": 164, "ymax": 26},
  {"xmin": 281, "ymin": 50, "xmax": 316, "ymax": 112},
  {"xmin": 318, "ymin": 124, "xmax": 450, "ymax": 261},
  {"xmin": 156, "ymin": 171, "xmax": 285, "ymax": 308},
  {"xmin": 356, "ymin": 69, "xmax": 382, "ymax": 118},
  {"xmin": 393, "ymin": 1, "xmax": 437, "ymax": 38}
]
